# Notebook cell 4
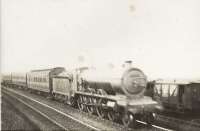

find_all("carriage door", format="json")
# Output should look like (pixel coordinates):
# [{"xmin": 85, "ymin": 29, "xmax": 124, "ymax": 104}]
[
  {"xmin": 178, "ymin": 85, "xmax": 185, "ymax": 106},
  {"xmin": 168, "ymin": 84, "xmax": 178, "ymax": 108},
  {"xmin": 49, "ymin": 72, "xmax": 53, "ymax": 94}
]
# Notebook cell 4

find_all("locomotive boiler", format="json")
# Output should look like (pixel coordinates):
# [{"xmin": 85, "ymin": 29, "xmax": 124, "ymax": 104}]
[{"xmin": 78, "ymin": 67, "xmax": 147, "ymax": 96}]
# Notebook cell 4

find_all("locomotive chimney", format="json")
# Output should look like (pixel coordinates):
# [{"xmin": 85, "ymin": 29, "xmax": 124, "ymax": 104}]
[{"xmin": 123, "ymin": 60, "xmax": 132, "ymax": 69}]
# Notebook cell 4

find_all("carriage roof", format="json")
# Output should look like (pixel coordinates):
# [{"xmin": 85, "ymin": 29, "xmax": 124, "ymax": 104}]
[{"xmin": 155, "ymin": 80, "xmax": 200, "ymax": 85}]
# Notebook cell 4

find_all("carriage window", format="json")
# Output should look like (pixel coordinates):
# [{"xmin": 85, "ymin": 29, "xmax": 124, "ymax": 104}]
[
  {"xmin": 155, "ymin": 84, "xmax": 162, "ymax": 95},
  {"xmin": 169, "ymin": 85, "xmax": 178, "ymax": 96},
  {"xmin": 162, "ymin": 84, "xmax": 169, "ymax": 97},
  {"xmin": 193, "ymin": 87, "xmax": 197, "ymax": 93}
]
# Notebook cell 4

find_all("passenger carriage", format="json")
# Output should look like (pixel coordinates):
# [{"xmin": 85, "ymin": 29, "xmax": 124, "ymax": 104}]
[
  {"xmin": 27, "ymin": 67, "xmax": 65, "ymax": 95},
  {"xmin": 11, "ymin": 73, "xmax": 27, "ymax": 88},
  {"xmin": 1, "ymin": 74, "xmax": 12, "ymax": 86},
  {"xmin": 153, "ymin": 80, "xmax": 200, "ymax": 113}
]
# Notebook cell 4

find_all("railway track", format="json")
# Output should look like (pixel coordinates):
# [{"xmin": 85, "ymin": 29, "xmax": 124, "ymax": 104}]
[
  {"xmin": 2, "ymin": 87, "xmax": 172, "ymax": 131},
  {"xmin": 2, "ymin": 93, "xmax": 40, "ymax": 130},
  {"xmin": 2, "ymin": 91, "xmax": 65, "ymax": 130},
  {"xmin": 155, "ymin": 114, "xmax": 200, "ymax": 131},
  {"xmin": 2, "ymin": 88, "xmax": 99, "ymax": 131}
]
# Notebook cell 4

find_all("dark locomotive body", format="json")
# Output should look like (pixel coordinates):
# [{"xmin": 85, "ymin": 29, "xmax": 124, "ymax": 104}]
[
  {"xmin": 1, "ymin": 65, "xmax": 158, "ymax": 127},
  {"xmin": 152, "ymin": 81, "xmax": 200, "ymax": 113}
]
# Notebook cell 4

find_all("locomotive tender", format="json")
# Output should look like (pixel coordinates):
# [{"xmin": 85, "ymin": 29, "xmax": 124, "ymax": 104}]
[{"xmin": 1, "ymin": 65, "xmax": 158, "ymax": 127}]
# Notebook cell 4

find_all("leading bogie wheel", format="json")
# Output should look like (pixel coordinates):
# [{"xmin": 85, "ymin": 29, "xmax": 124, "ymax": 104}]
[
  {"xmin": 146, "ymin": 112, "xmax": 154, "ymax": 125},
  {"xmin": 122, "ymin": 113, "xmax": 136, "ymax": 128},
  {"xmin": 107, "ymin": 110, "xmax": 115, "ymax": 121}
]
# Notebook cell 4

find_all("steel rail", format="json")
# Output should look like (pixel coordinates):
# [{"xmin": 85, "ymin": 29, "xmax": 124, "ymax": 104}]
[
  {"xmin": 3, "ymin": 90, "xmax": 67, "ymax": 130},
  {"xmin": 3, "ymin": 87, "xmax": 101, "ymax": 131},
  {"xmin": 136, "ymin": 120, "xmax": 174, "ymax": 131},
  {"xmin": 156, "ymin": 114, "xmax": 200, "ymax": 129}
]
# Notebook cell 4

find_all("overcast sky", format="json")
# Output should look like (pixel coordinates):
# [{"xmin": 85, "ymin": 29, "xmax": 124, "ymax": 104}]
[{"xmin": 1, "ymin": 0, "xmax": 200, "ymax": 79}]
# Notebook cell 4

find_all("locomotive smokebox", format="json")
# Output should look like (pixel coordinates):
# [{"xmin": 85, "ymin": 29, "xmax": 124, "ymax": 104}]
[{"xmin": 121, "ymin": 68, "xmax": 147, "ymax": 96}]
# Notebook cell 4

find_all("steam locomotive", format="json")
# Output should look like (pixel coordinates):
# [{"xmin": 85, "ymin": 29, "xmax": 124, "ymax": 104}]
[{"xmin": 1, "ymin": 63, "xmax": 158, "ymax": 127}]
